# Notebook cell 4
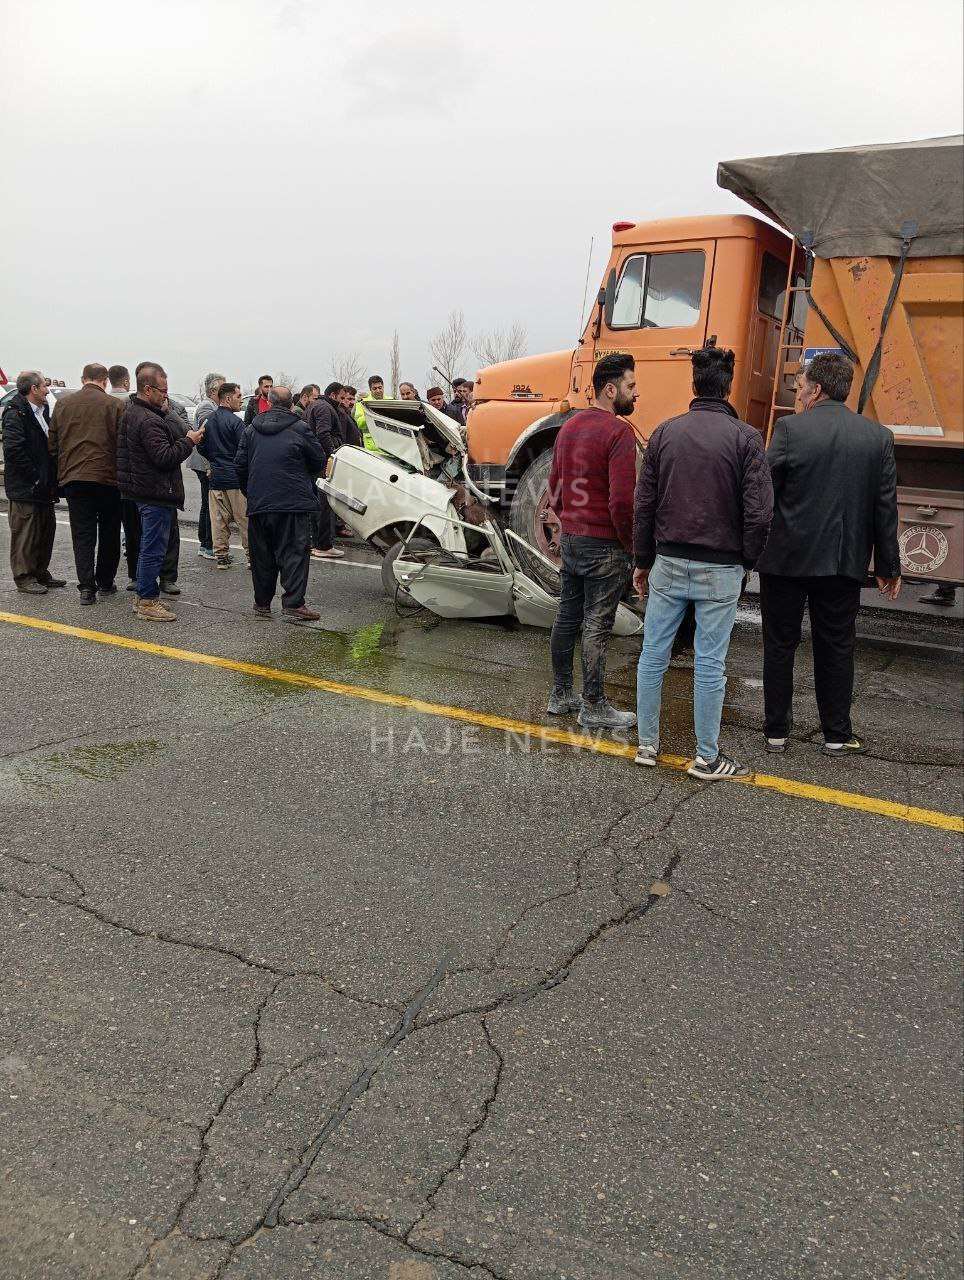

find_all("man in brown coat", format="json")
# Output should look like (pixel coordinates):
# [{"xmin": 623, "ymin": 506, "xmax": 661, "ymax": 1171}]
[{"xmin": 48, "ymin": 362, "xmax": 126, "ymax": 604}]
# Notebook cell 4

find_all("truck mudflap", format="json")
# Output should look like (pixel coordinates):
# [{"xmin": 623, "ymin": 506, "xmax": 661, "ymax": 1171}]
[{"xmin": 897, "ymin": 487, "xmax": 964, "ymax": 584}]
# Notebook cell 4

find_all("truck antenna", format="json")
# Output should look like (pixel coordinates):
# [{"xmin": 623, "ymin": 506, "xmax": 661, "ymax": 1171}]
[
  {"xmin": 578, "ymin": 236, "xmax": 595, "ymax": 339},
  {"xmin": 432, "ymin": 365, "xmax": 454, "ymax": 392}
]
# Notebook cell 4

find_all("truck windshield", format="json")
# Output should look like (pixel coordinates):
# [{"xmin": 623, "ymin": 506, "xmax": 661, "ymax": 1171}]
[{"xmin": 611, "ymin": 251, "xmax": 704, "ymax": 330}]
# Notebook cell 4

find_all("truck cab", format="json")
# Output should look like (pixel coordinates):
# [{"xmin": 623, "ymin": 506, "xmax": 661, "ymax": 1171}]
[{"xmin": 467, "ymin": 214, "xmax": 792, "ymax": 580}]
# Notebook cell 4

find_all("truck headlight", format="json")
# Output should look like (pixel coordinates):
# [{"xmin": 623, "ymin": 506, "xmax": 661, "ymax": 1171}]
[{"xmin": 325, "ymin": 456, "xmax": 335, "ymax": 478}]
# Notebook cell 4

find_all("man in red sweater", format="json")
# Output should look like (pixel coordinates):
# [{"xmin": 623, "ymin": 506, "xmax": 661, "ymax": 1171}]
[{"xmin": 547, "ymin": 353, "xmax": 639, "ymax": 730}]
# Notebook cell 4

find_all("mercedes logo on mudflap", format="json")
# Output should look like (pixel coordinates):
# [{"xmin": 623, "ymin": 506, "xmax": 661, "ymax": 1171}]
[{"xmin": 899, "ymin": 525, "xmax": 950, "ymax": 574}]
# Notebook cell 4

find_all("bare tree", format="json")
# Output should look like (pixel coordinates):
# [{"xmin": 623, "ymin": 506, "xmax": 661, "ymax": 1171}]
[
  {"xmin": 429, "ymin": 309, "xmax": 468, "ymax": 389},
  {"xmin": 274, "ymin": 370, "xmax": 298, "ymax": 391},
  {"xmin": 329, "ymin": 351, "xmax": 366, "ymax": 388},
  {"xmin": 471, "ymin": 322, "xmax": 528, "ymax": 368},
  {"xmin": 389, "ymin": 330, "xmax": 401, "ymax": 397}
]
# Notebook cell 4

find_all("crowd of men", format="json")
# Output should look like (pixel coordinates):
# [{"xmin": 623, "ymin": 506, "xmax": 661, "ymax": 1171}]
[
  {"xmin": 546, "ymin": 348, "xmax": 902, "ymax": 779},
  {"xmin": 1, "ymin": 346, "xmax": 911, "ymax": 776}
]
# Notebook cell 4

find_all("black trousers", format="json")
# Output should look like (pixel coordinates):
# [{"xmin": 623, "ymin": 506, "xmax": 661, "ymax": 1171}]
[
  {"xmin": 193, "ymin": 469, "xmax": 213, "ymax": 551},
  {"xmin": 63, "ymin": 481, "xmax": 122, "ymax": 592},
  {"xmin": 121, "ymin": 498, "xmax": 180, "ymax": 585},
  {"xmin": 310, "ymin": 493, "xmax": 334, "ymax": 551},
  {"xmin": 248, "ymin": 511, "xmax": 311, "ymax": 610},
  {"xmin": 759, "ymin": 573, "xmax": 862, "ymax": 744}
]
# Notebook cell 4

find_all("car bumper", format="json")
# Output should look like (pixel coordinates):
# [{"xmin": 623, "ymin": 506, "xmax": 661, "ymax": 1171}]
[{"xmin": 317, "ymin": 477, "xmax": 367, "ymax": 514}]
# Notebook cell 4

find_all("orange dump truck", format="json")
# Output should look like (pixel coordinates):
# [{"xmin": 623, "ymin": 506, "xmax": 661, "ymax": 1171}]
[{"xmin": 467, "ymin": 136, "xmax": 964, "ymax": 593}]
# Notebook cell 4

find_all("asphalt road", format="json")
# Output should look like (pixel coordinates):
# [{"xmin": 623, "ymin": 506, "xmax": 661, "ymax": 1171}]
[{"xmin": 0, "ymin": 517, "xmax": 961, "ymax": 1280}]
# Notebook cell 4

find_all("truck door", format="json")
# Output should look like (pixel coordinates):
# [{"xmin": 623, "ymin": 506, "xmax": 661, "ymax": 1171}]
[{"xmin": 595, "ymin": 240, "xmax": 716, "ymax": 441}]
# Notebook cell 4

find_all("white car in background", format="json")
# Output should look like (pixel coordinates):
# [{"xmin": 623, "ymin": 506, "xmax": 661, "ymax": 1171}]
[{"xmin": 169, "ymin": 392, "xmax": 198, "ymax": 425}]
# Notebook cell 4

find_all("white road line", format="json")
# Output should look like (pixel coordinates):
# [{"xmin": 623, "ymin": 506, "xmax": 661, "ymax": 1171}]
[{"xmin": 51, "ymin": 518, "xmax": 382, "ymax": 572}]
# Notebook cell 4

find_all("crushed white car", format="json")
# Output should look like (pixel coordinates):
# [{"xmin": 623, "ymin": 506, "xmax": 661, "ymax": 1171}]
[{"xmin": 318, "ymin": 399, "xmax": 641, "ymax": 634}]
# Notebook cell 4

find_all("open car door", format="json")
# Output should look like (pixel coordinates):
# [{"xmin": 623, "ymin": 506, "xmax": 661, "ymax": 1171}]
[
  {"xmin": 502, "ymin": 528, "xmax": 642, "ymax": 636},
  {"xmin": 392, "ymin": 519, "xmax": 514, "ymax": 618},
  {"xmin": 393, "ymin": 516, "xmax": 643, "ymax": 635}
]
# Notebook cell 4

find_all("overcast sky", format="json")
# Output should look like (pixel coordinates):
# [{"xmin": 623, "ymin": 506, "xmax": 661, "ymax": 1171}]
[{"xmin": 2, "ymin": 0, "xmax": 961, "ymax": 394}]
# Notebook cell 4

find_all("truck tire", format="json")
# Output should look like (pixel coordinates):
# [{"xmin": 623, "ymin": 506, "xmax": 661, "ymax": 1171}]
[
  {"xmin": 380, "ymin": 536, "xmax": 439, "ymax": 605},
  {"xmin": 508, "ymin": 447, "xmax": 561, "ymax": 593}
]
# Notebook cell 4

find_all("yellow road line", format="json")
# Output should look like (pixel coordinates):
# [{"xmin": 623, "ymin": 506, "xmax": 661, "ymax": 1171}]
[{"xmin": 1, "ymin": 609, "xmax": 961, "ymax": 834}]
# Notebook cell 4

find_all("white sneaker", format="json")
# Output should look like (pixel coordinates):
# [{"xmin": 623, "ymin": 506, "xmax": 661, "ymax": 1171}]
[{"xmin": 634, "ymin": 745, "xmax": 658, "ymax": 767}]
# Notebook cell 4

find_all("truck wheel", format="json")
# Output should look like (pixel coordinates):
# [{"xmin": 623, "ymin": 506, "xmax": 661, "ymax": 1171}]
[
  {"xmin": 381, "ymin": 536, "xmax": 439, "ymax": 604},
  {"xmin": 508, "ymin": 448, "xmax": 561, "ymax": 593}
]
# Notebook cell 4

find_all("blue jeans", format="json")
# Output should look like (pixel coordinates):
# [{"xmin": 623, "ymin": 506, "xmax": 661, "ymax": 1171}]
[
  {"xmin": 636, "ymin": 555, "xmax": 744, "ymax": 761},
  {"xmin": 135, "ymin": 503, "xmax": 174, "ymax": 600}
]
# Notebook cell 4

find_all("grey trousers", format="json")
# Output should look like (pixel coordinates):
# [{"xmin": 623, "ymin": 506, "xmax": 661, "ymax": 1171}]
[{"xmin": 8, "ymin": 501, "xmax": 56, "ymax": 583}]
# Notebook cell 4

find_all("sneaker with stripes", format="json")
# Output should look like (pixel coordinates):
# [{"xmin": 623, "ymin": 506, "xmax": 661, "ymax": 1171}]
[{"xmin": 686, "ymin": 753, "xmax": 752, "ymax": 781}]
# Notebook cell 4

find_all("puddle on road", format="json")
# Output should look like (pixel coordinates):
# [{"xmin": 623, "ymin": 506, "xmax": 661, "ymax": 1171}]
[
  {"xmin": 230, "ymin": 621, "xmax": 395, "ymax": 704},
  {"xmin": 0, "ymin": 739, "xmax": 164, "ymax": 794}
]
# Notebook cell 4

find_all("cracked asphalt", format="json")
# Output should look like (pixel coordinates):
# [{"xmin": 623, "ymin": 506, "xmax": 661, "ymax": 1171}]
[{"xmin": 0, "ymin": 517, "xmax": 961, "ymax": 1280}]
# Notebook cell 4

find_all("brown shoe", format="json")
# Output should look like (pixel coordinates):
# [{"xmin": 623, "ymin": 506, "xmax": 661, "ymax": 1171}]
[
  {"xmin": 283, "ymin": 605, "xmax": 320, "ymax": 622},
  {"xmin": 135, "ymin": 597, "xmax": 176, "ymax": 622}
]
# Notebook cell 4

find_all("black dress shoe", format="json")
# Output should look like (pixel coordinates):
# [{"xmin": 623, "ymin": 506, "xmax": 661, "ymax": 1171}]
[
  {"xmin": 159, "ymin": 582, "xmax": 181, "ymax": 596},
  {"xmin": 16, "ymin": 579, "xmax": 48, "ymax": 595},
  {"xmin": 79, "ymin": 588, "xmax": 97, "ymax": 605},
  {"xmin": 40, "ymin": 577, "xmax": 67, "ymax": 588},
  {"xmin": 98, "ymin": 583, "xmax": 118, "ymax": 595}
]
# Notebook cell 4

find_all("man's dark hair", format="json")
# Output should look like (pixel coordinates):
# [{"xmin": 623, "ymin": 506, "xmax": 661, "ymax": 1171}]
[
  {"xmin": 324, "ymin": 381, "xmax": 343, "ymax": 397},
  {"xmin": 343, "ymin": 385, "xmax": 357, "ymax": 396},
  {"xmin": 426, "ymin": 386, "xmax": 444, "ymax": 398},
  {"xmin": 268, "ymin": 386, "xmax": 293, "ymax": 408},
  {"xmin": 16, "ymin": 370, "xmax": 44, "ymax": 396},
  {"xmin": 217, "ymin": 382, "xmax": 240, "ymax": 401},
  {"xmin": 451, "ymin": 377, "xmax": 466, "ymax": 390},
  {"xmin": 108, "ymin": 364, "xmax": 129, "ymax": 386},
  {"xmin": 258, "ymin": 374, "xmax": 273, "ymax": 385},
  {"xmin": 804, "ymin": 352, "xmax": 854, "ymax": 403},
  {"xmin": 591, "ymin": 352, "xmax": 634, "ymax": 397},
  {"xmin": 368, "ymin": 374, "xmax": 384, "ymax": 388},
  {"xmin": 691, "ymin": 346, "xmax": 735, "ymax": 400},
  {"xmin": 82, "ymin": 362, "xmax": 109, "ymax": 383},
  {"xmin": 301, "ymin": 383, "xmax": 320, "ymax": 397},
  {"xmin": 135, "ymin": 363, "xmax": 166, "ymax": 392}
]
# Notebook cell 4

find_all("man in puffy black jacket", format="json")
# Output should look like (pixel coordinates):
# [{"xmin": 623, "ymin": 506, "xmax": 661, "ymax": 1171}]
[
  {"xmin": 117, "ymin": 364, "xmax": 203, "ymax": 621},
  {"xmin": 234, "ymin": 386, "xmax": 325, "ymax": 621},
  {"xmin": 1, "ymin": 370, "xmax": 65, "ymax": 594}
]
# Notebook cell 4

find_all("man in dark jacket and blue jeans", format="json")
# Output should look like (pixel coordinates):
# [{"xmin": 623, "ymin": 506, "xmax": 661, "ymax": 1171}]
[
  {"xmin": 234, "ymin": 386, "xmax": 325, "ymax": 621},
  {"xmin": 117, "ymin": 364, "xmax": 204, "ymax": 622},
  {"xmin": 547, "ymin": 352, "xmax": 639, "ymax": 731},
  {"xmin": 633, "ymin": 347, "xmax": 773, "ymax": 779}
]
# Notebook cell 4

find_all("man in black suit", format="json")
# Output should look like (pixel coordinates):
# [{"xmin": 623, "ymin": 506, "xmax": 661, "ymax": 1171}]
[{"xmin": 757, "ymin": 352, "xmax": 901, "ymax": 758}]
